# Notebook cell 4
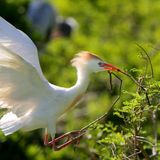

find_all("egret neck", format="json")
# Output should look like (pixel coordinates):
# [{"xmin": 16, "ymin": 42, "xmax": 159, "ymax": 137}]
[{"xmin": 67, "ymin": 67, "xmax": 90, "ymax": 107}]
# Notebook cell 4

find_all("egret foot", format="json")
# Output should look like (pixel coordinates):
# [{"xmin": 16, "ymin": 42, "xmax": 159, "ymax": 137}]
[{"xmin": 44, "ymin": 130, "xmax": 86, "ymax": 151}]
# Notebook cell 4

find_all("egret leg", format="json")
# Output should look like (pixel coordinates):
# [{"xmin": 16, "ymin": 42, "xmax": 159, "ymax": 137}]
[
  {"xmin": 45, "ymin": 130, "xmax": 86, "ymax": 151},
  {"xmin": 44, "ymin": 128, "xmax": 49, "ymax": 146}
]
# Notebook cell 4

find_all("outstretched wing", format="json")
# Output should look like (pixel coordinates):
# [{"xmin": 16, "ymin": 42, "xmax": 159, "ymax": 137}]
[
  {"xmin": 0, "ymin": 17, "xmax": 44, "ymax": 79},
  {"xmin": 0, "ymin": 44, "xmax": 52, "ymax": 116}
]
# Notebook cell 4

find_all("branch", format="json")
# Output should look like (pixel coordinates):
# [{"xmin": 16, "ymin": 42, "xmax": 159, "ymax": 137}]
[{"xmin": 136, "ymin": 43, "xmax": 154, "ymax": 78}]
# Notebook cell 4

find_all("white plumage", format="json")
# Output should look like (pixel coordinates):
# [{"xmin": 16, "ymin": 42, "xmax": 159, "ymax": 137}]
[{"xmin": 0, "ymin": 17, "xmax": 119, "ymax": 141}]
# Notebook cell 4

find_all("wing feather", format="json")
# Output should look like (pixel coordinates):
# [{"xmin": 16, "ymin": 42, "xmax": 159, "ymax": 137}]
[
  {"xmin": 0, "ymin": 16, "xmax": 44, "ymax": 79},
  {"xmin": 0, "ymin": 44, "xmax": 52, "ymax": 116}
]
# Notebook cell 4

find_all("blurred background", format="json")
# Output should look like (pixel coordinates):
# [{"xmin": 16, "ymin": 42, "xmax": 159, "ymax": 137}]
[{"xmin": 1, "ymin": 0, "xmax": 160, "ymax": 159}]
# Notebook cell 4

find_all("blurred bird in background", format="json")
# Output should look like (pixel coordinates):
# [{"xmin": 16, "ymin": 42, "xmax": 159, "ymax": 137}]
[
  {"xmin": 0, "ymin": 17, "xmax": 121, "ymax": 150},
  {"xmin": 27, "ymin": 0, "xmax": 78, "ymax": 43}
]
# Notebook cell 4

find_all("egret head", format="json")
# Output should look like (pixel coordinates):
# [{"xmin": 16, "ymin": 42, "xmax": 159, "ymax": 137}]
[{"xmin": 71, "ymin": 51, "xmax": 121, "ymax": 73}]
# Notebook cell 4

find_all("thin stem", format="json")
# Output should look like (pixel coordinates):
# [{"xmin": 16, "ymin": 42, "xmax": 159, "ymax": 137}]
[
  {"xmin": 152, "ymin": 109, "xmax": 158, "ymax": 158},
  {"xmin": 134, "ymin": 127, "xmax": 139, "ymax": 160},
  {"xmin": 136, "ymin": 43, "xmax": 154, "ymax": 78}
]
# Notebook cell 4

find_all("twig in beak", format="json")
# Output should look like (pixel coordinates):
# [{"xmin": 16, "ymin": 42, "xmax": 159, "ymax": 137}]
[
  {"xmin": 108, "ymin": 71, "xmax": 113, "ymax": 91},
  {"xmin": 120, "ymin": 71, "xmax": 146, "ymax": 91},
  {"xmin": 109, "ymin": 72, "xmax": 122, "ymax": 106}
]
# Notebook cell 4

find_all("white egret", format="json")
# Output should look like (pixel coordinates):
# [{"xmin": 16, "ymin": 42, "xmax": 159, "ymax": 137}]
[{"xmin": 0, "ymin": 17, "xmax": 121, "ymax": 150}]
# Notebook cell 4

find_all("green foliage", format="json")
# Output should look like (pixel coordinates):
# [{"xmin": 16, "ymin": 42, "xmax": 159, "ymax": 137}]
[
  {"xmin": 1, "ymin": 0, "xmax": 160, "ymax": 159},
  {"xmin": 86, "ymin": 72, "xmax": 160, "ymax": 159}
]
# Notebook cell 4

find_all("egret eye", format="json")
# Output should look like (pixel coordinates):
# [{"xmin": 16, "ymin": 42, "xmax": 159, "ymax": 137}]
[{"xmin": 98, "ymin": 62, "xmax": 104, "ymax": 67}]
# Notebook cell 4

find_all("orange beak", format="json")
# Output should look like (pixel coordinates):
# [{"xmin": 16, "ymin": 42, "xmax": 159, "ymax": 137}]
[
  {"xmin": 101, "ymin": 63, "xmax": 125, "ymax": 74},
  {"xmin": 103, "ymin": 63, "xmax": 120, "ymax": 71}
]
